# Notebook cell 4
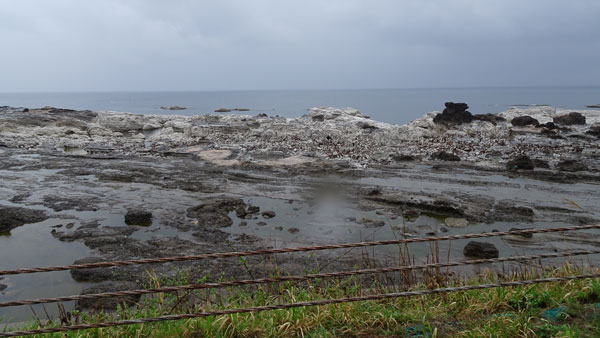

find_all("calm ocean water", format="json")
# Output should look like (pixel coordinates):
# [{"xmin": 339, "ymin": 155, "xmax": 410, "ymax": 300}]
[{"xmin": 1, "ymin": 87, "xmax": 599, "ymax": 124}]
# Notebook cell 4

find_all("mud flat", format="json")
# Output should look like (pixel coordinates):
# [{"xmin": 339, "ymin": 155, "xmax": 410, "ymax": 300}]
[{"xmin": 1, "ymin": 104, "xmax": 599, "ymax": 322}]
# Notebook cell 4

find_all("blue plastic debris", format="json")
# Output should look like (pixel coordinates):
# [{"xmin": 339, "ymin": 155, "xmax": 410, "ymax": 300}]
[{"xmin": 542, "ymin": 307, "xmax": 566, "ymax": 320}]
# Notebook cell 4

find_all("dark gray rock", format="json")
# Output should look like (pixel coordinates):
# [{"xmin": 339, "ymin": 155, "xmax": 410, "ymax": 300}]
[
  {"xmin": 77, "ymin": 282, "xmax": 140, "ymax": 311},
  {"xmin": 247, "ymin": 205, "xmax": 260, "ymax": 214},
  {"xmin": 586, "ymin": 124, "xmax": 600, "ymax": 137},
  {"xmin": 0, "ymin": 206, "xmax": 48, "ymax": 233},
  {"xmin": 494, "ymin": 201, "xmax": 534, "ymax": 222},
  {"xmin": 506, "ymin": 156, "xmax": 534, "ymax": 171},
  {"xmin": 553, "ymin": 112, "xmax": 586, "ymax": 125},
  {"xmin": 235, "ymin": 206, "xmax": 247, "ymax": 218},
  {"xmin": 391, "ymin": 154, "xmax": 416, "ymax": 161},
  {"xmin": 433, "ymin": 102, "xmax": 473, "ymax": 125},
  {"xmin": 214, "ymin": 108, "xmax": 232, "ymax": 113},
  {"xmin": 262, "ymin": 210, "xmax": 276, "ymax": 219},
  {"xmin": 187, "ymin": 196, "xmax": 246, "ymax": 228},
  {"xmin": 472, "ymin": 113, "xmax": 506, "ymax": 125},
  {"xmin": 511, "ymin": 116, "xmax": 540, "ymax": 127},
  {"xmin": 160, "ymin": 106, "xmax": 186, "ymax": 110},
  {"xmin": 463, "ymin": 241, "xmax": 499, "ymax": 259},
  {"xmin": 0, "ymin": 284, "xmax": 6, "ymax": 292},
  {"xmin": 432, "ymin": 151, "xmax": 460, "ymax": 161},
  {"xmin": 70, "ymin": 257, "xmax": 115, "ymax": 282},
  {"xmin": 356, "ymin": 121, "xmax": 378, "ymax": 130},
  {"xmin": 124, "ymin": 210, "xmax": 153, "ymax": 226},
  {"xmin": 556, "ymin": 160, "xmax": 587, "ymax": 172},
  {"xmin": 539, "ymin": 122, "xmax": 559, "ymax": 130}
]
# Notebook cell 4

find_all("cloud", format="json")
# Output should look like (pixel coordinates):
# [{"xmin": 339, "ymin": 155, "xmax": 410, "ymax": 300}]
[{"xmin": 0, "ymin": 0, "xmax": 599, "ymax": 91}]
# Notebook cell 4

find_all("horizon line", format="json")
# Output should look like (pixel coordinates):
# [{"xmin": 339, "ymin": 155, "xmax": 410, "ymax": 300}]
[{"xmin": 2, "ymin": 84, "xmax": 600, "ymax": 94}]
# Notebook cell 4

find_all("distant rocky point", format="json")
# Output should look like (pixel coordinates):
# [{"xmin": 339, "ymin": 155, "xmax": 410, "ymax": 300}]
[
  {"xmin": 214, "ymin": 108, "xmax": 250, "ymax": 113},
  {"xmin": 160, "ymin": 106, "xmax": 186, "ymax": 111},
  {"xmin": 587, "ymin": 104, "xmax": 600, "ymax": 109}
]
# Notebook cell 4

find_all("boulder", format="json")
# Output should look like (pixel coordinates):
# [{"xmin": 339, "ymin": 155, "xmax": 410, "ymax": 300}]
[
  {"xmin": 124, "ymin": 210, "xmax": 153, "ymax": 226},
  {"xmin": 431, "ymin": 151, "xmax": 460, "ymax": 161},
  {"xmin": 463, "ymin": 241, "xmax": 499, "ymax": 259},
  {"xmin": 77, "ymin": 282, "xmax": 140, "ymax": 311},
  {"xmin": 556, "ymin": 160, "xmax": 587, "ymax": 172},
  {"xmin": 506, "ymin": 155, "xmax": 534, "ymax": 171},
  {"xmin": 586, "ymin": 104, "xmax": 600, "ymax": 108},
  {"xmin": 553, "ymin": 112, "xmax": 586, "ymax": 125},
  {"xmin": 0, "ymin": 206, "xmax": 48, "ymax": 233},
  {"xmin": 433, "ymin": 102, "xmax": 473, "ymax": 125},
  {"xmin": 511, "ymin": 116, "xmax": 540, "ymax": 127}
]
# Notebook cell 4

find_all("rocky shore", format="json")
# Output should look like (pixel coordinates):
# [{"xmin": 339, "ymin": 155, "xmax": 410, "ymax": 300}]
[
  {"xmin": 1, "ymin": 103, "xmax": 599, "ymax": 315},
  {"xmin": 1, "ymin": 104, "xmax": 599, "ymax": 172}
]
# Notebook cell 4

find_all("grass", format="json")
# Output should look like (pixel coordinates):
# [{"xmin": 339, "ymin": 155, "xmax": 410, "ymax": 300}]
[{"xmin": 5, "ymin": 261, "xmax": 600, "ymax": 337}]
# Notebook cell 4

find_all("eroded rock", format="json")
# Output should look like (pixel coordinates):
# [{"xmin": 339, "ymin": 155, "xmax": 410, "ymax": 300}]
[{"xmin": 433, "ymin": 102, "xmax": 473, "ymax": 125}]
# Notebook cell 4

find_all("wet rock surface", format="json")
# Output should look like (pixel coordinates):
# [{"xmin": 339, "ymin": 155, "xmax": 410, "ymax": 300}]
[
  {"xmin": 0, "ymin": 206, "xmax": 48, "ymax": 232},
  {"xmin": 186, "ymin": 196, "xmax": 246, "ymax": 228}
]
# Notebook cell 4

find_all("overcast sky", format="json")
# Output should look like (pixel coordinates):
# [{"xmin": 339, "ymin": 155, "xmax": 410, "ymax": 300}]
[{"xmin": 1, "ymin": 0, "xmax": 599, "ymax": 92}]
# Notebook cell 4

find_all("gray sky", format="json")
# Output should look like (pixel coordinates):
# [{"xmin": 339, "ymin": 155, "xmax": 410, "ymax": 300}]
[{"xmin": 1, "ymin": 0, "xmax": 599, "ymax": 92}]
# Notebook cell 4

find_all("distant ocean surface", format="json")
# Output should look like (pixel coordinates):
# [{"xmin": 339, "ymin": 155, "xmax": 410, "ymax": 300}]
[{"xmin": 1, "ymin": 87, "xmax": 599, "ymax": 124}]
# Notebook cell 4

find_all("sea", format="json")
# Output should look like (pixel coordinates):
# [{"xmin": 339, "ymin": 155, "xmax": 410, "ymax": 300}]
[{"xmin": 1, "ymin": 87, "xmax": 599, "ymax": 124}]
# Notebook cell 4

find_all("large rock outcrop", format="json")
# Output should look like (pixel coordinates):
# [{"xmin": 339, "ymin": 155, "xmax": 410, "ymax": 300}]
[{"xmin": 433, "ymin": 102, "xmax": 473, "ymax": 125}]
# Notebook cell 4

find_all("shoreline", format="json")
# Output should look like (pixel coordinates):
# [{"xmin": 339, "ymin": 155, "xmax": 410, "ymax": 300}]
[{"xmin": 1, "ymin": 103, "xmax": 599, "ymax": 321}]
